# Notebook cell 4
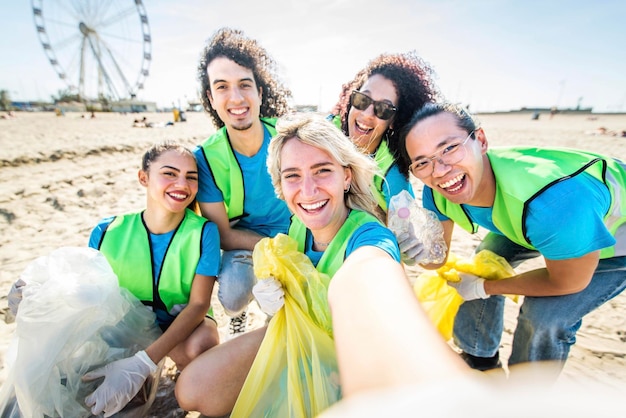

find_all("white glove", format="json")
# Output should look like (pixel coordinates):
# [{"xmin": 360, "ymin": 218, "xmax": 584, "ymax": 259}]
[
  {"xmin": 252, "ymin": 277, "xmax": 284, "ymax": 316},
  {"xmin": 447, "ymin": 273, "xmax": 488, "ymax": 301},
  {"xmin": 7, "ymin": 278, "xmax": 26, "ymax": 317},
  {"xmin": 83, "ymin": 350, "xmax": 157, "ymax": 417},
  {"xmin": 395, "ymin": 230, "xmax": 425, "ymax": 266}
]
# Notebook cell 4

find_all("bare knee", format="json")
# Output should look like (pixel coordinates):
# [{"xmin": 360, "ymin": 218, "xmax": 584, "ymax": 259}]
[
  {"xmin": 175, "ymin": 369, "xmax": 230, "ymax": 416},
  {"xmin": 184, "ymin": 329, "xmax": 220, "ymax": 367},
  {"xmin": 172, "ymin": 321, "xmax": 221, "ymax": 369}
]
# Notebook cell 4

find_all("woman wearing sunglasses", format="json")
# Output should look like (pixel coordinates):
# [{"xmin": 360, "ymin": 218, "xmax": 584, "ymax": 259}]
[{"xmin": 330, "ymin": 51, "xmax": 439, "ymax": 214}]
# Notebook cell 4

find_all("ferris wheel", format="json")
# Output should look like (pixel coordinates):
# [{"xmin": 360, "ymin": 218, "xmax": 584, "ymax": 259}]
[{"xmin": 31, "ymin": 0, "xmax": 152, "ymax": 102}]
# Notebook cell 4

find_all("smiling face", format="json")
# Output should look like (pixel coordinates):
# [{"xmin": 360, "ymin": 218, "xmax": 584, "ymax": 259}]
[
  {"xmin": 279, "ymin": 137, "xmax": 351, "ymax": 242},
  {"xmin": 206, "ymin": 56, "xmax": 262, "ymax": 132},
  {"xmin": 404, "ymin": 112, "xmax": 494, "ymax": 207},
  {"xmin": 347, "ymin": 74, "xmax": 397, "ymax": 155},
  {"xmin": 139, "ymin": 150, "xmax": 199, "ymax": 214}
]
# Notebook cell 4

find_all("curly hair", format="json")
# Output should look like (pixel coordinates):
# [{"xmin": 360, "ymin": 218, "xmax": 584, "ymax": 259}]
[
  {"xmin": 197, "ymin": 27, "xmax": 292, "ymax": 129},
  {"xmin": 332, "ymin": 51, "xmax": 440, "ymax": 177}
]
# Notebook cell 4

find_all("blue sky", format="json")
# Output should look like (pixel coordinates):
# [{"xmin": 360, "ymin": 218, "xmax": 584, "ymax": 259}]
[{"xmin": 1, "ymin": 0, "xmax": 624, "ymax": 112}]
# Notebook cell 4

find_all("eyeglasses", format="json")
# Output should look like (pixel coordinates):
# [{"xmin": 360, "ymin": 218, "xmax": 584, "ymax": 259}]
[
  {"xmin": 408, "ymin": 131, "xmax": 475, "ymax": 178},
  {"xmin": 350, "ymin": 90, "xmax": 397, "ymax": 120}
]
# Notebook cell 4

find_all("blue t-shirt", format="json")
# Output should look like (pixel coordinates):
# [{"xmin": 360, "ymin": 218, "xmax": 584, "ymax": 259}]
[
  {"xmin": 305, "ymin": 222, "xmax": 401, "ymax": 267},
  {"xmin": 381, "ymin": 163, "xmax": 414, "ymax": 209},
  {"xmin": 422, "ymin": 173, "xmax": 614, "ymax": 260},
  {"xmin": 89, "ymin": 216, "xmax": 221, "ymax": 280},
  {"xmin": 193, "ymin": 126, "xmax": 291, "ymax": 238}
]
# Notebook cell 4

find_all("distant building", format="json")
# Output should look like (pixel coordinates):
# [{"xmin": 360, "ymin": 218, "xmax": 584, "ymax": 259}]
[
  {"xmin": 518, "ymin": 106, "xmax": 593, "ymax": 114},
  {"xmin": 56, "ymin": 101, "xmax": 87, "ymax": 113},
  {"xmin": 10, "ymin": 101, "xmax": 36, "ymax": 111},
  {"xmin": 110, "ymin": 100, "xmax": 157, "ymax": 113},
  {"xmin": 186, "ymin": 101, "xmax": 204, "ymax": 112}
]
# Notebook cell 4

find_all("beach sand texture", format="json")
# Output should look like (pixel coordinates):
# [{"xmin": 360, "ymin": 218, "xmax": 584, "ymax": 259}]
[{"xmin": 1, "ymin": 111, "xmax": 625, "ymax": 415}]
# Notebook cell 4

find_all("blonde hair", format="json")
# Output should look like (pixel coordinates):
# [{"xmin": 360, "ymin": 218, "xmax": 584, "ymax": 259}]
[{"xmin": 267, "ymin": 113, "xmax": 383, "ymax": 221}]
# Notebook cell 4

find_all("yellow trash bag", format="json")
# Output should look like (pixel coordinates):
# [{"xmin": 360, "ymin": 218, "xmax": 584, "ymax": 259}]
[
  {"xmin": 413, "ymin": 250, "xmax": 518, "ymax": 341},
  {"xmin": 231, "ymin": 234, "xmax": 341, "ymax": 418}
]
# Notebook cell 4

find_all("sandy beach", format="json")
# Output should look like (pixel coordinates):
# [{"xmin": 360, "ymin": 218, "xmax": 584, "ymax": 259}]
[{"xmin": 1, "ymin": 110, "xmax": 625, "ymax": 415}]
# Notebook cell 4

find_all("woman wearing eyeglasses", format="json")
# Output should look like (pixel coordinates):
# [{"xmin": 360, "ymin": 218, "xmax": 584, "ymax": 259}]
[{"xmin": 329, "ymin": 51, "xmax": 440, "ymax": 215}]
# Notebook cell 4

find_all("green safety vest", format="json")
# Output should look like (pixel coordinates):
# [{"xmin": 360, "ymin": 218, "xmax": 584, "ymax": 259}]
[
  {"xmin": 99, "ymin": 209, "xmax": 207, "ymax": 314},
  {"xmin": 372, "ymin": 139, "xmax": 395, "ymax": 212},
  {"xmin": 288, "ymin": 210, "xmax": 381, "ymax": 277},
  {"xmin": 198, "ymin": 117, "xmax": 277, "ymax": 220},
  {"xmin": 432, "ymin": 147, "xmax": 626, "ymax": 259},
  {"xmin": 329, "ymin": 114, "xmax": 392, "ymax": 212}
]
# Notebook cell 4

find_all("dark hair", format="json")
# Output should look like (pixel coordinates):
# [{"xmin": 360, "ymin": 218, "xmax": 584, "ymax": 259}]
[
  {"xmin": 141, "ymin": 141, "xmax": 199, "ymax": 213},
  {"xmin": 141, "ymin": 141, "xmax": 195, "ymax": 172},
  {"xmin": 197, "ymin": 27, "xmax": 292, "ymax": 129},
  {"xmin": 398, "ymin": 102, "xmax": 479, "ymax": 175},
  {"xmin": 332, "ymin": 51, "xmax": 440, "ymax": 175}
]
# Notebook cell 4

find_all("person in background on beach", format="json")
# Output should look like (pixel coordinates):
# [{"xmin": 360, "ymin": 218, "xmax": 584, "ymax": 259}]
[
  {"xmin": 193, "ymin": 27, "xmax": 292, "ymax": 337},
  {"xmin": 132, "ymin": 116, "xmax": 152, "ymax": 128},
  {"xmin": 328, "ymin": 51, "xmax": 440, "ymax": 264},
  {"xmin": 175, "ymin": 113, "xmax": 401, "ymax": 416},
  {"xmin": 9, "ymin": 141, "xmax": 221, "ymax": 416},
  {"xmin": 399, "ymin": 102, "xmax": 626, "ymax": 375}
]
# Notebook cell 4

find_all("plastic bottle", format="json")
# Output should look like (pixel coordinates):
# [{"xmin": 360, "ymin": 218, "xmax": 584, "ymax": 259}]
[{"xmin": 388, "ymin": 190, "xmax": 447, "ymax": 265}]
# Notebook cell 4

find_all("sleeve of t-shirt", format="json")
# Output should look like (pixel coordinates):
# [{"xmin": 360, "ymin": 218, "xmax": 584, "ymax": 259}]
[
  {"xmin": 422, "ymin": 186, "xmax": 449, "ymax": 222},
  {"xmin": 193, "ymin": 145, "xmax": 225, "ymax": 204},
  {"xmin": 88, "ymin": 216, "xmax": 115, "ymax": 249},
  {"xmin": 383, "ymin": 164, "xmax": 415, "ymax": 208},
  {"xmin": 195, "ymin": 221, "xmax": 221, "ymax": 277},
  {"xmin": 346, "ymin": 222, "xmax": 401, "ymax": 262},
  {"xmin": 525, "ymin": 174, "xmax": 614, "ymax": 260}
]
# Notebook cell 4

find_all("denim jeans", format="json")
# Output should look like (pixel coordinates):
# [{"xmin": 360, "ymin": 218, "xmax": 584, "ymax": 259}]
[
  {"xmin": 453, "ymin": 232, "xmax": 626, "ymax": 367},
  {"xmin": 217, "ymin": 249, "xmax": 257, "ymax": 316}
]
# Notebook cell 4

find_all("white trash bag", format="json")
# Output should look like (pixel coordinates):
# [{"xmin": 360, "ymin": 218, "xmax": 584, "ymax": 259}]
[{"xmin": 0, "ymin": 247, "xmax": 162, "ymax": 418}]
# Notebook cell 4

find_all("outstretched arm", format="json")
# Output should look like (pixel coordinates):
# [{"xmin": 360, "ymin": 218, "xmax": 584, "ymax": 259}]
[{"xmin": 327, "ymin": 245, "xmax": 469, "ymax": 397}]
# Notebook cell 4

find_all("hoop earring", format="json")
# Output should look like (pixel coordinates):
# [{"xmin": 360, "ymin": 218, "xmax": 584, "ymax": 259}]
[{"xmin": 344, "ymin": 183, "xmax": 351, "ymax": 193}]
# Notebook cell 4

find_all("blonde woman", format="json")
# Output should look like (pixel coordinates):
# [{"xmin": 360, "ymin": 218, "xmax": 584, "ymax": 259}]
[{"xmin": 175, "ymin": 113, "xmax": 401, "ymax": 416}]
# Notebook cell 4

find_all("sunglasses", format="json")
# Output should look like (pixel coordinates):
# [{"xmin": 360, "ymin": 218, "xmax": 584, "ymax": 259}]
[{"xmin": 350, "ymin": 90, "xmax": 397, "ymax": 120}]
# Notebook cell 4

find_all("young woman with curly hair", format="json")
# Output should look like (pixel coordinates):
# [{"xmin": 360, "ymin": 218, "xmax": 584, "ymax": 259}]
[{"xmin": 329, "ymin": 51, "xmax": 441, "ymax": 264}]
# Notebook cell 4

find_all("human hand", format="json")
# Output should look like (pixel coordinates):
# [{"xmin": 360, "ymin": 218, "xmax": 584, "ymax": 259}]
[
  {"xmin": 7, "ymin": 278, "xmax": 26, "ymax": 317},
  {"xmin": 83, "ymin": 350, "xmax": 157, "ymax": 417},
  {"xmin": 395, "ymin": 229, "xmax": 425, "ymax": 266},
  {"xmin": 252, "ymin": 277, "xmax": 284, "ymax": 316},
  {"xmin": 447, "ymin": 273, "xmax": 488, "ymax": 301}
]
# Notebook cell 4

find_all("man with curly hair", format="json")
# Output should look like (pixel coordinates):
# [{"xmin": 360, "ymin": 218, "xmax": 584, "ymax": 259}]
[
  {"xmin": 193, "ymin": 27, "xmax": 293, "ymax": 337},
  {"xmin": 329, "ymin": 51, "xmax": 441, "ymax": 265}
]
